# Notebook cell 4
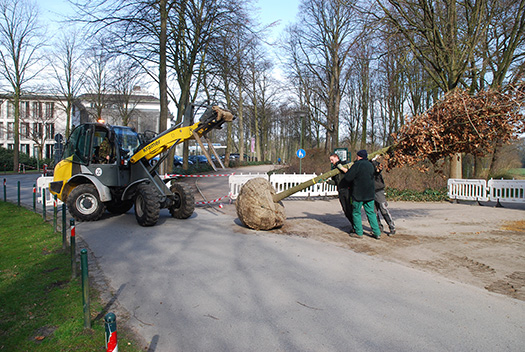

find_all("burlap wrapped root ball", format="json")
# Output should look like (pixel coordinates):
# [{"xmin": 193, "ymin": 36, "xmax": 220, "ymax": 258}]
[{"xmin": 236, "ymin": 178, "xmax": 286, "ymax": 230}]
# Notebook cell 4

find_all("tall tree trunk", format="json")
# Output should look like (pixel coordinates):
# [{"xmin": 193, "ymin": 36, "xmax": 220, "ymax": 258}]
[
  {"xmin": 158, "ymin": 0, "xmax": 169, "ymax": 175},
  {"xmin": 238, "ymin": 84, "xmax": 244, "ymax": 162},
  {"xmin": 13, "ymin": 91, "xmax": 20, "ymax": 171},
  {"xmin": 450, "ymin": 153, "xmax": 462, "ymax": 179}
]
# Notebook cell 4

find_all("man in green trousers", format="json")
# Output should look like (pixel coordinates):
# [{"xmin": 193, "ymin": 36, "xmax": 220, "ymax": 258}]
[{"xmin": 336, "ymin": 149, "xmax": 382, "ymax": 239}]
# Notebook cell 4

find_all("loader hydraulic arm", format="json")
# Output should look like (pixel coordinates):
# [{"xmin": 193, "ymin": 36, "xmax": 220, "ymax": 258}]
[{"xmin": 129, "ymin": 106, "xmax": 233, "ymax": 164}]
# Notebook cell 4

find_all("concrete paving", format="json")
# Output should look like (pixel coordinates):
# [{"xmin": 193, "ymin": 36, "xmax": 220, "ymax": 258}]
[{"xmin": 3, "ymin": 170, "xmax": 525, "ymax": 351}]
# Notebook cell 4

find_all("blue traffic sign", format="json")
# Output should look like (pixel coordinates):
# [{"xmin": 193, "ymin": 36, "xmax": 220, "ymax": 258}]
[{"xmin": 296, "ymin": 149, "xmax": 306, "ymax": 159}]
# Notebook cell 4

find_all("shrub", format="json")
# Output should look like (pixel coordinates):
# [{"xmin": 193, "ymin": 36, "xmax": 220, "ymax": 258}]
[
  {"xmin": 386, "ymin": 188, "xmax": 448, "ymax": 202},
  {"xmin": 0, "ymin": 146, "xmax": 52, "ymax": 172}
]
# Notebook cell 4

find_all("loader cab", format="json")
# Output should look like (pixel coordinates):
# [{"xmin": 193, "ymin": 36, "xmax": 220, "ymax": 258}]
[
  {"xmin": 62, "ymin": 123, "xmax": 140, "ymax": 167},
  {"xmin": 58, "ymin": 123, "xmax": 141, "ymax": 187}
]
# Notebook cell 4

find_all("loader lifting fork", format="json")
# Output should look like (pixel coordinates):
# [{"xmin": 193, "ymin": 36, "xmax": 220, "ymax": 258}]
[{"xmin": 47, "ymin": 104, "xmax": 233, "ymax": 227}]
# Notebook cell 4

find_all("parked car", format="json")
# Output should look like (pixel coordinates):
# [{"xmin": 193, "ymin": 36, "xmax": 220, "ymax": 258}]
[
  {"xmin": 188, "ymin": 155, "xmax": 209, "ymax": 164},
  {"xmin": 229, "ymin": 153, "xmax": 249, "ymax": 160},
  {"xmin": 150, "ymin": 155, "xmax": 193, "ymax": 167}
]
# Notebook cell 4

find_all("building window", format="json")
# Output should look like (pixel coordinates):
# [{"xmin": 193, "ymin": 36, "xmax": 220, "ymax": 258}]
[
  {"xmin": 33, "ymin": 122, "xmax": 43, "ymax": 138},
  {"xmin": 7, "ymin": 144, "xmax": 13, "ymax": 150},
  {"xmin": 46, "ymin": 144, "xmax": 53, "ymax": 159},
  {"xmin": 20, "ymin": 122, "xmax": 30, "ymax": 139},
  {"xmin": 32, "ymin": 102, "xmax": 42, "ymax": 119},
  {"xmin": 45, "ymin": 123, "xmax": 55, "ymax": 140},
  {"xmin": 7, "ymin": 122, "xmax": 14, "ymax": 139},
  {"xmin": 7, "ymin": 102, "xmax": 14, "ymax": 118},
  {"xmin": 0, "ymin": 122, "xmax": 3, "ymax": 139},
  {"xmin": 20, "ymin": 101, "xmax": 30, "ymax": 119},
  {"xmin": 20, "ymin": 144, "xmax": 30, "ymax": 155},
  {"xmin": 45, "ymin": 102, "xmax": 54, "ymax": 119}
]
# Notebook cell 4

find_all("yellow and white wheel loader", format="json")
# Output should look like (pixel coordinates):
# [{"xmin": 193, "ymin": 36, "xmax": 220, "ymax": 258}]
[{"xmin": 47, "ymin": 105, "xmax": 233, "ymax": 226}]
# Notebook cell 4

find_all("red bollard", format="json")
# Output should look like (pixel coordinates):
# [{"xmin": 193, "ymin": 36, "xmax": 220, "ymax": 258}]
[
  {"xmin": 71, "ymin": 219, "xmax": 76, "ymax": 278},
  {"xmin": 104, "ymin": 313, "xmax": 118, "ymax": 352}
]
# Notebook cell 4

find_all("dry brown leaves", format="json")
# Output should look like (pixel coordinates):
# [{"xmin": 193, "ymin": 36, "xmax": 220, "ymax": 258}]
[{"xmin": 386, "ymin": 86, "xmax": 525, "ymax": 170}]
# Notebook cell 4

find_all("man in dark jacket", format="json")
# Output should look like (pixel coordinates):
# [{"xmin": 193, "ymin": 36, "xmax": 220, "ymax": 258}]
[
  {"xmin": 329, "ymin": 154, "xmax": 355, "ymax": 233},
  {"xmin": 372, "ymin": 156, "xmax": 396, "ymax": 235},
  {"xmin": 338, "ymin": 149, "xmax": 381, "ymax": 239}
]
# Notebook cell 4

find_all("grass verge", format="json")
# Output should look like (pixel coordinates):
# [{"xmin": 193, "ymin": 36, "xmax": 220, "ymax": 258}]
[{"xmin": 0, "ymin": 202, "xmax": 143, "ymax": 351}]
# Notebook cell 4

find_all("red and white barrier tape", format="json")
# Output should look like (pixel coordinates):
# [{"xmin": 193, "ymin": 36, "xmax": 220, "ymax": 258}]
[
  {"xmin": 195, "ymin": 194, "xmax": 230, "ymax": 205},
  {"xmin": 164, "ymin": 172, "xmax": 234, "ymax": 178}
]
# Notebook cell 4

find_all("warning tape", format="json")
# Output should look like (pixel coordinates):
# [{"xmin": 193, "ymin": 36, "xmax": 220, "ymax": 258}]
[
  {"xmin": 165, "ymin": 172, "xmax": 234, "ymax": 178},
  {"xmin": 195, "ymin": 194, "xmax": 230, "ymax": 205}
]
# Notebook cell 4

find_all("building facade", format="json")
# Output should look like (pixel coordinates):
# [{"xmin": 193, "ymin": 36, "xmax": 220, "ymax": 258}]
[
  {"xmin": 0, "ymin": 93, "xmax": 71, "ymax": 159},
  {"xmin": 73, "ymin": 87, "xmax": 161, "ymax": 134},
  {"xmin": 0, "ymin": 88, "xmax": 162, "ymax": 160}
]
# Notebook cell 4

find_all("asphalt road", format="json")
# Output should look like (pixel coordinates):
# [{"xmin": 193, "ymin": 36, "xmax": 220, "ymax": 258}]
[{"xmin": 4, "ymin": 171, "xmax": 525, "ymax": 351}]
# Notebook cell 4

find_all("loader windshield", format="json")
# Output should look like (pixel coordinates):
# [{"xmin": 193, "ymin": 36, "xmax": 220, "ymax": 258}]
[
  {"xmin": 62, "ymin": 124, "xmax": 92, "ymax": 165},
  {"xmin": 113, "ymin": 126, "xmax": 140, "ymax": 159}
]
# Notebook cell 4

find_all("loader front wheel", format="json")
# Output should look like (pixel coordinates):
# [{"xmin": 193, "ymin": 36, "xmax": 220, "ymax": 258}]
[
  {"xmin": 67, "ymin": 184, "xmax": 105, "ymax": 222},
  {"xmin": 134, "ymin": 183, "xmax": 160, "ymax": 226},
  {"xmin": 169, "ymin": 183, "xmax": 195, "ymax": 219}
]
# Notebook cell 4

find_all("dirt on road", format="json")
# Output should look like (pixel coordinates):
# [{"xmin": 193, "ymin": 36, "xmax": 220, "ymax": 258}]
[{"xmin": 185, "ymin": 165, "xmax": 525, "ymax": 302}]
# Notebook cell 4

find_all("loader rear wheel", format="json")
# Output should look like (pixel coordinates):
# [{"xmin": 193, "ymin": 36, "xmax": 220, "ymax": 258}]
[
  {"xmin": 106, "ymin": 200, "xmax": 133, "ymax": 215},
  {"xmin": 169, "ymin": 183, "xmax": 195, "ymax": 219},
  {"xmin": 67, "ymin": 184, "xmax": 105, "ymax": 222},
  {"xmin": 134, "ymin": 183, "xmax": 160, "ymax": 226}
]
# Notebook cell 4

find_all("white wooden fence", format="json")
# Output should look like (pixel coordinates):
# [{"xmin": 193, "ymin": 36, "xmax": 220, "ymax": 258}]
[
  {"xmin": 229, "ymin": 173, "xmax": 338, "ymax": 200},
  {"xmin": 448, "ymin": 178, "xmax": 525, "ymax": 204}
]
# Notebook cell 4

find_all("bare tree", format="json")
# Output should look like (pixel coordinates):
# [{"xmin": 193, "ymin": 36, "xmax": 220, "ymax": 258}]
[
  {"xmin": 0, "ymin": 0, "xmax": 45, "ymax": 170},
  {"xmin": 108, "ymin": 57, "xmax": 145, "ymax": 126},
  {"xmin": 376, "ymin": 0, "xmax": 488, "ymax": 92},
  {"xmin": 49, "ymin": 30, "xmax": 86, "ymax": 138},
  {"xmin": 83, "ymin": 45, "xmax": 111, "ymax": 121},
  {"xmin": 375, "ymin": 0, "xmax": 491, "ymax": 178},
  {"xmin": 481, "ymin": 0, "xmax": 525, "ymax": 88},
  {"xmin": 283, "ymin": 0, "xmax": 361, "ymax": 152}
]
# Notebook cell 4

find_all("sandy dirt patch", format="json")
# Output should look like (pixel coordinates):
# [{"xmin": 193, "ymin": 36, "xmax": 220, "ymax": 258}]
[{"xmin": 183, "ymin": 167, "xmax": 525, "ymax": 301}]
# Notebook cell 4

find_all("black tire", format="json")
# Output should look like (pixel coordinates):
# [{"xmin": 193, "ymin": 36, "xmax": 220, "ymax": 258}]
[
  {"xmin": 105, "ymin": 200, "xmax": 133, "ymax": 215},
  {"xmin": 67, "ymin": 184, "xmax": 105, "ymax": 222},
  {"xmin": 169, "ymin": 182, "xmax": 195, "ymax": 219},
  {"xmin": 134, "ymin": 183, "xmax": 160, "ymax": 226}
]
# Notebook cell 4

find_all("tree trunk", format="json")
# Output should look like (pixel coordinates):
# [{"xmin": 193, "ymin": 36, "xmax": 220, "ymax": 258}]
[
  {"xmin": 238, "ymin": 84, "xmax": 244, "ymax": 162},
  {"xmin": 13, "ymin": 92, "xmax": 20, "ymax": 172},
  {"xmin": 450, "ymin": 153, "xmax": 462, "ymax": 179},
  {"xmin": 158, "ymin": 0, "xmax": 169, "ymax": 175}
]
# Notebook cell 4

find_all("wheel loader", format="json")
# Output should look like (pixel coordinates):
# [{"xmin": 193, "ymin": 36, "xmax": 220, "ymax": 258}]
[{"xmin": 48, "ymin": 104, "xmax": 233, "ymax": 226}]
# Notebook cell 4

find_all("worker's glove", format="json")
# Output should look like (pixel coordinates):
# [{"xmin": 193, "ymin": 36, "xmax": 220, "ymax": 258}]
[{"xmin": 336, "ymin": 163, "xmax": 345, "ymax": 171}]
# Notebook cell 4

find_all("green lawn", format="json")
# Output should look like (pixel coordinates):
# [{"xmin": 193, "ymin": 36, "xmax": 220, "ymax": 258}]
[
  {"xmin": 0, "ymin": 202, "xmax": 143, "ymax": 351},
  {"xmin": 508, "ymin": 168, "xmax": 525, "ymax": 179}
]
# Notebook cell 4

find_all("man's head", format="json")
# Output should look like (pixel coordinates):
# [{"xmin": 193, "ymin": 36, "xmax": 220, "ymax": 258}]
[
  {"xmin": 356, "ymin": 149, "xmax": 368, "ymax": 160},
  {"xmin": 329, "ymin": 153, "xmax": 340, "ymax": 165}
]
